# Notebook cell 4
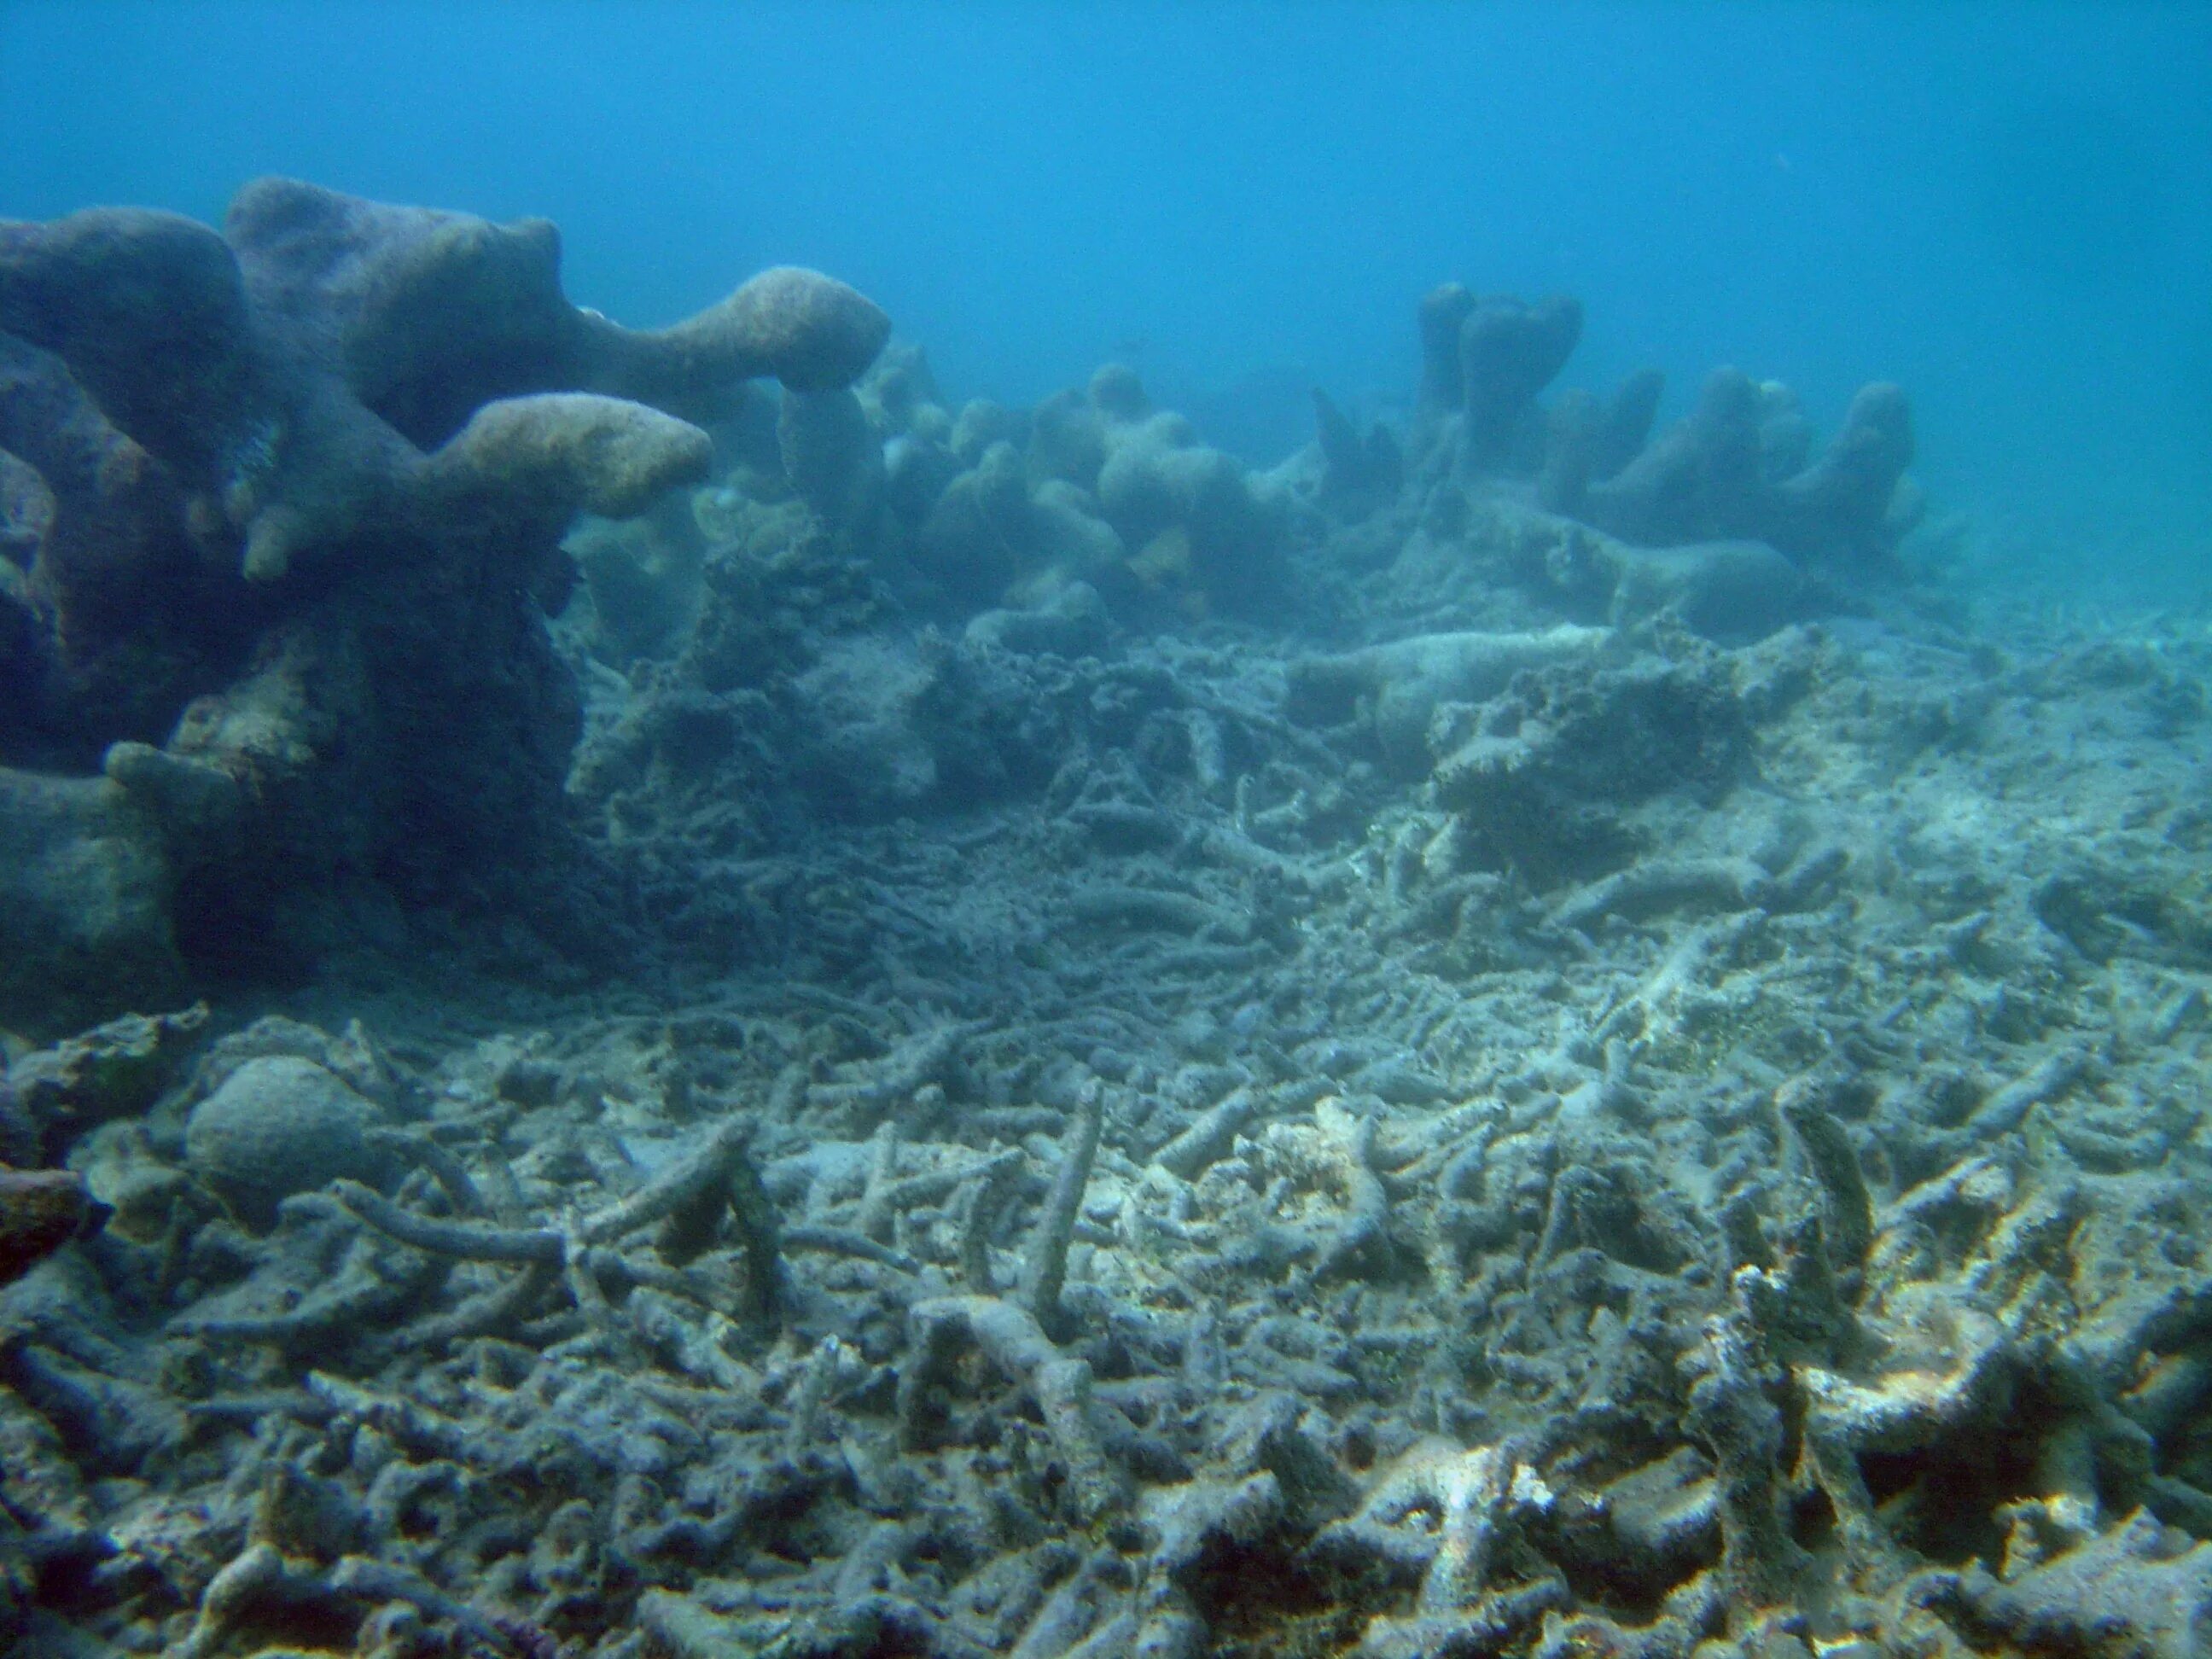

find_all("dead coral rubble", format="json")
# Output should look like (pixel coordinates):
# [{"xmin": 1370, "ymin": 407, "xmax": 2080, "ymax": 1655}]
[
  {"xmin": 0, "ymin": 606, "xmax": 2209, "ymax": 1658},
  {"xmin": 6, "ymin": 200, "xmax": 2212, "ymax": 1659}
]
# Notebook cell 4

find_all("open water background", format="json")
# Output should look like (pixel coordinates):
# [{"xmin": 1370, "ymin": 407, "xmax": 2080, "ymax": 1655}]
[{"xmin": 2, "ymin": 0, "xmax": 2206, "ymax": 599}]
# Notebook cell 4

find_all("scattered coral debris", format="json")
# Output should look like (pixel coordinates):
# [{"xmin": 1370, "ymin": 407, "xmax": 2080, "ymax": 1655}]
[{"xmin": 4, "ymin": 184, "xmax": 2212, "ymax": 1659}]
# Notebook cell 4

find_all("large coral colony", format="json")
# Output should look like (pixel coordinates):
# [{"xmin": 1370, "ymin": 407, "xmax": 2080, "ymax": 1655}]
[{"xmin": 3, "ymin": 180, "xmax": 2211, "ymax": 1659}]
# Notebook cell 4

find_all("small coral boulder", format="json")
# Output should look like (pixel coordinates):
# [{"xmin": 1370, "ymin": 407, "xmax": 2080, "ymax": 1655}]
[{"xmin": 184, "ymin": 1056, "xmax": 394, "ymax": 1229}]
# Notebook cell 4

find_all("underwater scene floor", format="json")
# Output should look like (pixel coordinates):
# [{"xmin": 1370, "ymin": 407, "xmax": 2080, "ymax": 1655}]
[{"xmin": 4, "ymin": 183, "xmax": 2212, "ymax": 1659}]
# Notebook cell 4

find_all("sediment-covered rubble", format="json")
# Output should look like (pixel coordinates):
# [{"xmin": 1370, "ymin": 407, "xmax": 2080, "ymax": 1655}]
[{"xmin": 5, "ymin": 202, "xmax": 2212, "ymax": 1658}]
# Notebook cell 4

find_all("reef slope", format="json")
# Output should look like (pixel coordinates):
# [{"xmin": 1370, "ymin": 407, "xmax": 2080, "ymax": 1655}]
[{"xmin": 3, "ymin": 199, "xmax": 2210, "ymax": 1659}]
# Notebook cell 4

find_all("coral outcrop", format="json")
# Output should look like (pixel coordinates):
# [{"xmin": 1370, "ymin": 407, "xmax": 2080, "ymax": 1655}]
[
  {"xmin": 0, "ymin": 179, "xmax": 887, "ymax": 1032},
  {"xmin": 894, "ymin": 362, "xmax": 1289, "ymax": 622},
  {"xmin": 1313, "ymin": 281, "xmax": 1920, "ymax": 600}
]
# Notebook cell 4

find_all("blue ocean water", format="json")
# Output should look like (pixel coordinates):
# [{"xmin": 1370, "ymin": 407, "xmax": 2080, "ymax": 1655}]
[{"xmin": 2, "ymin": 0, "xmax": 2206, "ymax": 598}]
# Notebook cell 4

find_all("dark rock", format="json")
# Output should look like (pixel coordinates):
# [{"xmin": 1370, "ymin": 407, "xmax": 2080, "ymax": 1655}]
[{"xmin": 0, "ymin": 1167, "xmax": 91, "ymax": 1286}]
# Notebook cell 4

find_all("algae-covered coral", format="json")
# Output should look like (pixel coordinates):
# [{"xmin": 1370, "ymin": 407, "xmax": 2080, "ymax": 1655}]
[{"xmin": 4, "ymin": 180, "xmax": 2212, "ymax": 1659}]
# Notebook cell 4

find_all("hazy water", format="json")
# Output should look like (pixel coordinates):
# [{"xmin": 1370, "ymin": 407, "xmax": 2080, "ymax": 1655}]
[{"xmin": 3, "ymin": 1, "xmax": 2206, "ymax": 601}]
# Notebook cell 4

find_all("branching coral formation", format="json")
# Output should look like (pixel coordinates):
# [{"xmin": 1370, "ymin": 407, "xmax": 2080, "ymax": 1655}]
[{"xmin": 6, "ymin": 181, "xmax": 2212, "ymax": 1659}]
